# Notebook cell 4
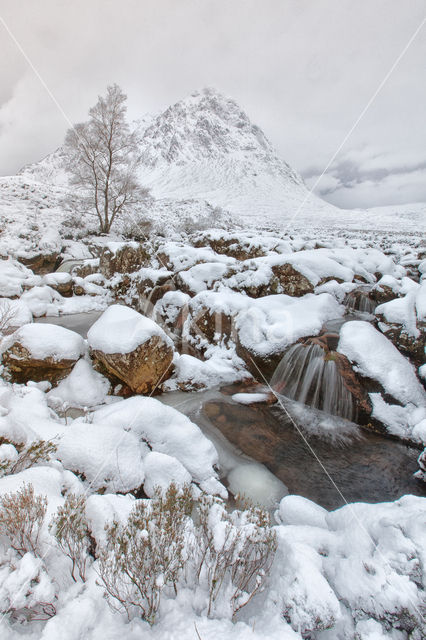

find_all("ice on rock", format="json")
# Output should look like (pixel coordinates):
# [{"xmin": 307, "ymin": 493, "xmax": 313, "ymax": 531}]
[{"xmin": 227, "ymin": 463, "xmax": 287, "ymax": 509}]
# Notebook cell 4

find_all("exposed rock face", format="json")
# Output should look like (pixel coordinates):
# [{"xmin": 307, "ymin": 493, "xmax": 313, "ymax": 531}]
[
  {"xmin": 90, "ymin": 335, "xmax": 174, "ymax": 394},
  {"xmin": 370, "ymin": 285, "xmax": 397, "ymax": 305},
  {"xmin": 1, "ymin": 324, "xmax": 85, "ymax": 385},
  {"xmin": 43, "ymin": 273, "xmax": 74, "ymax": 297},
  {"xmin": 99, "ymin": 242, "xmax": 152, "ymax": 278},
  {"xmin": 235, "ymin": 339, "xmax": 284, "ymax": 381},
  {"xmin": 271, "ymin": 263, "xmax": 314, "ymax": 296},
  {"xmin": 193, "ymin": 234, "xmax": 266, "ymax": 260},
  {"xmin": 333, "ymin": 351, "xmax": 373, "ymax": 419},
  {"xmin": 225, "ymin": 262, "xmax": 314, "ymax": 298},
  {"xmin": 18, "ymin": 252, "xmax": 60, "ymax": 275},
  {"xmin": 188, "ymin": 306, "xmax": 233, "ymax": 347},
  {"xmin": 2, "ymin": 342, "xmax": 77, "ymax": 384},
  {"xmin": 376, "ymin": 322, "xmax": 425, "ymax": 369}
]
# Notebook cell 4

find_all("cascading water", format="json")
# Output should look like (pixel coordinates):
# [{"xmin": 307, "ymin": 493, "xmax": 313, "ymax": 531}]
[
  {"xmin": 270, "ymin": 342, "xmax": 355, "ymax": 421},
  {"xmin": 343, "ymin": 290, "xmax": 376, "ymax": 314}
]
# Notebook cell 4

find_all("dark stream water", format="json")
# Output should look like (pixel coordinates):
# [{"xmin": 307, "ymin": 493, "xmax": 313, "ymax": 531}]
[{"xmin": 201, "ymin": 394, "xmax": 425, "ymax": 510}]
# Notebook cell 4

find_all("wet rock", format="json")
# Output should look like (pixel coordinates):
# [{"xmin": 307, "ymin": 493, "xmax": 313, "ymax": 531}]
[{"xmin": 235, "ymin": 339, "xmax": 284, "ymax": 381}]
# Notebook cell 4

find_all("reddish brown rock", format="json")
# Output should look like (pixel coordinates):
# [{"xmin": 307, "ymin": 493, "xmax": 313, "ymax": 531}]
[
  {"xmin": 90, "ymin": 336, "xmax": 174, "ymax": 395},
  {"xmin": 99, "ymin": 242, "xmax": 152, "ymax": 278}
]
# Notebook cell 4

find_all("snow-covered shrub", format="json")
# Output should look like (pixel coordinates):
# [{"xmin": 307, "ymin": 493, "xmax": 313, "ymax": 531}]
[
  {"xmin": 0, "ymin": 483, "xmax": 47, "ymax": 558},
  {"xmin": 49, "ymin": 493, "xmax": 91, "ymax": 582},
  {"xmin": 193, "ymin": 494, "xmax": 277, "ymax": 618},
  {"xmin": 0, "ymin": 439, "xmax": 57, "ymax": 478},
  {"xmin": 97, "ymin": 483, "xmax": 193, "ymax": 624},
  {"xmin": 0, "ymin": 552, "xmax": 56, "ymax": 623},
  {"xmin": 0, "ymin": 299, "xmax": 17, "ymax": 335}
]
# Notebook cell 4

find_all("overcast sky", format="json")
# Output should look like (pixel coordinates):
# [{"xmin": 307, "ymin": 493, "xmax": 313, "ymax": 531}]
[{"xmin": 1, "ymin": 0, "xmax": 426, "ymax": 208}]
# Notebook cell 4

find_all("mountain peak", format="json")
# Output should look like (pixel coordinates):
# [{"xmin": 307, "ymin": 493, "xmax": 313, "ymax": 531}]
[{"xmin": 139, "ymin": 87, "xmax": 274, "ymax": 166}]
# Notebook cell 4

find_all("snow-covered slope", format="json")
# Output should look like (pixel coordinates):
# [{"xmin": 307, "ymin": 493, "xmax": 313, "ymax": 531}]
[
  {"xmin": 1, "ymin": 87, "xmax": 425, "ymax": 243},
  {"xmin": 136, "ymin": 88, "xmax": 337, "ymax": 224}
]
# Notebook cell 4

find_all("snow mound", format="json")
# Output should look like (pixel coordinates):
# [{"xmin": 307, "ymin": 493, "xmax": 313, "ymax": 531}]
[
  {"xmin": 0, "ymin": 258, "xmax": 38, "ymax": 297},
  {"xmin": 90, "ymin": 396, "xmax": 222, "ymax": 491},
  {"xmin": 47, "ymin": 358, "xmax": 110, "ymax": 409},
  {"xmin": 143, "ymin": 451, "xmax": 192, "ymax": 497},
  {"xmin": 57, "ymin": 422, "xmax": 146, "ymax": 493}
]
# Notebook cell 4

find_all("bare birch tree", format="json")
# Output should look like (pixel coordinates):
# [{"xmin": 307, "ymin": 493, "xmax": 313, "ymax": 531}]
[{"xmin": 64, "ymin": 84, "xmax": 147, "ymax": 234}]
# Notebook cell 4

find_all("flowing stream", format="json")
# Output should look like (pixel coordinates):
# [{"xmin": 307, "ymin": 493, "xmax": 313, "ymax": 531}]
[
  {"xmin": 270, "ymin": 343, "xmax": 355, "ymax": 420},
  {"xmin": 37, "ymin": 310, "xmax": 425, "ymax": 511}
]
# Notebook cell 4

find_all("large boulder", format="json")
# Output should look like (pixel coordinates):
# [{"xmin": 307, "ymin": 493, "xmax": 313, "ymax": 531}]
[
  {"xmin": 192, "ymin": 231, "xmax": 267, "ymax": 260},
  {"xmin": 17, "ymin": 251, "xmax": 60, "ymax": 275},
  {"xmin": 99, "ymin": 242, "xmax": 152, "ymax": 278},
  {"xmin": 43, "ymin": 272, "xmax": 74, "ymax": 297},
  {"xmin": 87, "ymin": 305, "xmax": 174, "ymax": 394},
  {"xmin": 1, "ymin": 323, "xmax": 85, "ymax": 384}
]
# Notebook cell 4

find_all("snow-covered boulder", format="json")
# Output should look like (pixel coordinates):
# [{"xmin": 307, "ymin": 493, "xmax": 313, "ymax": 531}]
[
  {"xmin": 99, "ymin": 241, "xmax": 151, "ymax": 278},
  {"xmin": 143, "ymin": 451, "xmax": 192, "ymax": 497},
  {"xmin": 338, "ymin": 321, "xmax": 426, "ymax": 441},
  {"xmin": 42, "ymin": 272, "xmax": 74, "ymax": 297},
  {"xmin": 193, "ymin": 229, "xmax": 270, "ymax": 260},
  {"xmin": 57, "ymin": 422, "xmax": 146, "ymax": 493},
  {"xmin": 1, "ymin": 323, "xmax": 85, "ymax": 385},
  {"xmin": 90, "ymin": 396, "xmax": 224, "ymax": 496},
  {"xmin": 235, "ymin": 293, "xmax": 343, "ymax": 378},
  {"xmin": 0, "ymin": 257, "xmax": 38, "ymax": 298},
  {"xmin": 376, "ymin": 281, "xmax": 426, "ymax": 366},
  {"xmin": 338, "ymin": 321, "xmax": 425, "ymax": 408},
  {"xmin": 87, "ymin": 304, "xmax": 174, "ymax": 394}
]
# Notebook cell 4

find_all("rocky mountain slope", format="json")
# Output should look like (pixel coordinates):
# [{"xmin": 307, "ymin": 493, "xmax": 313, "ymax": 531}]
[{"xmin": 0, "ymin": 87, "xmax": 425, "ymax": 261}]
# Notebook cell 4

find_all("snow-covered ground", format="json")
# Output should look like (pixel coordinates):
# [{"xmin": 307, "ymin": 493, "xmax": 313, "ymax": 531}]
[{"xmin": 0, "ymin": 87, "xmax": 425, "ymax": 639}]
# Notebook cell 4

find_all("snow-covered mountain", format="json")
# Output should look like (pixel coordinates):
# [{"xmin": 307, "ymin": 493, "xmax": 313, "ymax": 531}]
[
  {"xmin": 3, "ymin": 86, "xmax": 426, "ymax": 243},
  {"xmin": 136, "ymin": 87, "xmax": 336, "ymax": 223}
]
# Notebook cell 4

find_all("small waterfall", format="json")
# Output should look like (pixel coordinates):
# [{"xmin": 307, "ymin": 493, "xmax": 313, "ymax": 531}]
[
  {"xmin": 343, "ymin": 290, "xmax": 376, "ymax": 314},
  {"xmin": 270, "ymin": 343, "xmax": 355, "ymax": 421}
]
